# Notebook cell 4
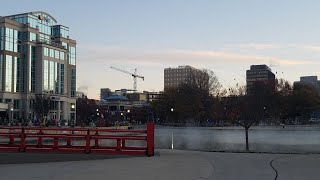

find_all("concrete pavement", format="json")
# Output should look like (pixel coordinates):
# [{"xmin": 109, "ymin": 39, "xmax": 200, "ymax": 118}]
[{"xmin": 0, "ymin": 150, "xmax": 319, "ymax": 180}]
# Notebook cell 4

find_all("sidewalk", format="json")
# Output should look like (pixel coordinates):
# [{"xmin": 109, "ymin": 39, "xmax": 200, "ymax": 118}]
[{"xmin": 0, "ymin": 150, "xmax": 319, "ymax": 180}]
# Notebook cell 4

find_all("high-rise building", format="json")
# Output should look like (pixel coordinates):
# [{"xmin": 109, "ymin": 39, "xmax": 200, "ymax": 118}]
[
  {"xmin": 246, "ymin": 65, "xmax": 275, "ymax": 95},
  {"xmin": 0, "ymin": 11, "xmax": 76, "ymax": 122},
  {"xmin": 164, "ymin": 65, "xmax": 199, "ymax": 89}
]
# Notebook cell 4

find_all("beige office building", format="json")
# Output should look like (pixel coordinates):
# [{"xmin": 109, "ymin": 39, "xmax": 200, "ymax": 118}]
[
  {"xmin": 0, "ymin": 11, "xmax": 76, "ymax": 122},
  {"xmin": 164, "ymin": 65, "xmax": 199, "ymax": 89}
]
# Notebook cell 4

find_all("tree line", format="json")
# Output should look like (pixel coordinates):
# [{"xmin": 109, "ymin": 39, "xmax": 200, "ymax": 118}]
[{"xmin": 152, "ymin": 69, "xmax": 320, "ymax": 151}]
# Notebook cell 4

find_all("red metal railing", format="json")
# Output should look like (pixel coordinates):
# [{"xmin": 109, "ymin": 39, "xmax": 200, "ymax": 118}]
[{"xmin": 0, "ymin": 122, "xmax": 154, "ymax": 156}]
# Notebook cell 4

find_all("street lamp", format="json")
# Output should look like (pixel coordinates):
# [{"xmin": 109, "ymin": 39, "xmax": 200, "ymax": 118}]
[
  {"xmin": 120, "ymin": 112, "xmax": 124, "ymax": 121},
  {"xmin": 70, "ymin": 104, "xmax": 75, "ymax": 127},
  {"xmin": 10, "ymin": 108, "xmax": 13, "ymax": 125},
  {"xmin": 171, "ymin": 108, "xmax": 174, "ymax": 112},
  {"xmin": 126, "ymin": 110, "xmax": 130, "ymax": 121}
]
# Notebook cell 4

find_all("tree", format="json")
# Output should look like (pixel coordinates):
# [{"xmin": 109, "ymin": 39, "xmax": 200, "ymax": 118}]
[
  {"xmin": 292, "ymin": 83, "xmax": 320, "ymax": 124},
  {"xmin": 76, "ymin": 95, "xmax": 99, "ymax": 126},
  {"xmin": 223, "ymin": 85, "xmax": 266, "ymax": 151},
  {"xmin": 30, "ymin": 94, "xmax": 51, "ymax": 126},
  {"xmin": 153, "ymin": 69, "xmax": 221, "ymax": 126},
  {"xmin": 76, "ymin": 95, "xmax": 90, "ymax": 126}
]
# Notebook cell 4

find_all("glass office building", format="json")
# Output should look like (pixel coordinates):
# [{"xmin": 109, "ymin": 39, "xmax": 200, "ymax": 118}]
[{"xmin": 0, "ymin": 11, "xmax": 76, "ymax": 122}]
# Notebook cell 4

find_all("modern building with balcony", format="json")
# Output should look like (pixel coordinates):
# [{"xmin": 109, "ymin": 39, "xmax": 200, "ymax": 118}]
[{"xmin": 0, "ymin": 11, "xmax": 76, "ymax": 123}]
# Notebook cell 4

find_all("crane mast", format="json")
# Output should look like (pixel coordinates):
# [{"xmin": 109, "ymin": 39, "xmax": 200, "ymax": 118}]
[{"xmin": 110, "ymin": 66, "xmax": 144, "ymax": 91}]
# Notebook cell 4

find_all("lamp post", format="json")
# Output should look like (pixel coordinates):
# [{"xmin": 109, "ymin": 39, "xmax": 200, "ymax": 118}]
[
  {"xmin": 10, "ymin": 108, "xmax": 13, "ymax": 125},
  {"xmin": 126, "ymin": 109, "xmax": 130, "ymax": 121},
  {"xmin": 71, "ymin": 104, "xmax": 75, "ymax": 126}
]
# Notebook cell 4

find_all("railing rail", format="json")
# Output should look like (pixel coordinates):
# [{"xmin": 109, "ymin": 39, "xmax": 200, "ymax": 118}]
[{"xmin": 0, "ymin": 122, "xmax": 154, "ymax": 156}]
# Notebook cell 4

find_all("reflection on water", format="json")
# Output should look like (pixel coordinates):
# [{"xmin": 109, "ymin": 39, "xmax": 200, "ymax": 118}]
[{"xmin": 154, "ymin": 127, "xmax": 320, "ymax": 153}]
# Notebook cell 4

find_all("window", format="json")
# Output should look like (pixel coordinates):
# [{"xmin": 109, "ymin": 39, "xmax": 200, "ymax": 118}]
[
  {"xmin": 60, "ymin": 64, "xmax": 64, "ymax": 95},
  {"xmin": 13, "ymin": 100, "xmax": 20, "ymax": 109},
  {"xmin": 55, "ymin": 62, "xmax": 59, "ymax": 94},
  {"xmin": 14, "ymin": 57, "xmax": 20, "ymax": 92},
  {"xmin": 71, "ymin": 68, "xmax": 76, "ymax": 97},
  {"xmin": 0, "ymin": 27, "xmax": 4, "ymax": 50},
  {"xmin": 62, "ymin": 42, "xmax": 67, "ymax": 49},
  {"xmin": 55, "ymin": 50, "xmax": 59, "ymax": 59},
  {"xmin": 0, "ymin": 55, "xmax": 2, "ymax": 91},
  {"xmin": 49, "ymin": 49, "xmax": 54, "ymax": 58},
  {"xmin": 60, "ymin": 52, "xmax": 64, "ymax": 60},
  {"xmin": 29, "ymin": 32, "xmax": 36, "ymax": 41},
  {"xmin": 43, "ymin": 60, "xmax": 49, "ymax": 92},
  {"xmin": 44, "ymin": 47, "xmax": 49, "ymax": 56},
  {"xmin": 49, "ymin": 61, "xmax": 54, "ymax": 93},
  {"xmin": 69, "ymin": 46, "xmax": 76, "ymax": 65},
  {"xmin": 5, "ymin": 28, "xmax": 17, "ymax": 52},
  {"xmin": 5, "ymin": 55, "xmax": 12, "ymax": 92},
  {"xmin": 29, "ymin": 46, "xmax": 36, "ymax": 92}
]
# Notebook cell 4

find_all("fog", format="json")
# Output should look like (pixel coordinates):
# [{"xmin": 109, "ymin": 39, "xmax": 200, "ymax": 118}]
[{"xmin": 153, "ymin": 126, "xmax": 320, "ymax": 153}]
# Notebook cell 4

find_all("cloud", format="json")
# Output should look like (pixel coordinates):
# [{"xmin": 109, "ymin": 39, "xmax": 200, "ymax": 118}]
[
  {"xmin": 77, "ymin": 44, "xmax": 312, "ymax": 67},
  {"xmin": 227, "ymin": 43, "xmax": 320, "ymax": 53},
  {"xmin": 226, "ymin": 43, "xmax": 282, "ymax": 50}
]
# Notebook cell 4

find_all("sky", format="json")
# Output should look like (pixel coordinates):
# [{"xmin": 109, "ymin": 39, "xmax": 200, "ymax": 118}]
[{"xmin": 2, "ymin": 0, "xmax": 320, "ymax": 99}]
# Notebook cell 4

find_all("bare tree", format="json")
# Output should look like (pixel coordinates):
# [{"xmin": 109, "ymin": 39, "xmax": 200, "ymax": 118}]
[
  {"xmin": 190, "ymin": 69, "xmax": 222, "ymax": 96},
  {"xmin": 30, "ymin": 94, "xmax": 51, "ymax": 125},
  {"xmin": 224, "ymin": 85, "xmax": 265, "ymax": 151}
]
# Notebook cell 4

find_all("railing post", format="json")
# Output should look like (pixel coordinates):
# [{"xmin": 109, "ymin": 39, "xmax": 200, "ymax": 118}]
[
  {"xmin": 67, "ymin": 130, "xmax": 73, "ymax": 146},
  {"xmin": 94, "ymin": 130, "xmax": 99, "ymax": 149},
  {"xmin": 116, "ymin": 139, "xmax": 121, "ymax": 150},
  {"xmin": 20, "ymin": 128, "xmax": 25, "ymax": 152},
  {"xmin": 146, "ymin": 122, "xmax": 155, "ymax": 157},
  {"xmin": 38, "ymin": 130, "xmax": 43, "ymax": 148},
  {"xmin": 121, "ymin": 139, "xmax": 126, "ymax": 148},
  {"xmin": 53, "ymin": 138, "xmax": 58, "ymax": 149},
  {"xmin": 85, "ymin": 129, "xmax": 90, "ymax": 154},
  {"xmin": 9, "ymin": 135, "xmax": 14, "ymax": 145}
]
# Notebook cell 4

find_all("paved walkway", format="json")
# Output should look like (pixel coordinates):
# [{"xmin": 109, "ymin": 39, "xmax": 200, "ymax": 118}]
[{"xmin": 0, "ymin": 150, "xmax": 319, "ymax": 180}]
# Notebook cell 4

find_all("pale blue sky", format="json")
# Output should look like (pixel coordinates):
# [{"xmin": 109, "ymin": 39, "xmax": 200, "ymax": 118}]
[{"xmin": 2, "ymin": 0, "xmax": 320, "ymax": 98}]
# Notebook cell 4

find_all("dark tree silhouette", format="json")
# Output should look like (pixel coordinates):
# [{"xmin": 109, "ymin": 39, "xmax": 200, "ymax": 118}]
[{"xmin": 30, "ymin": 94, "xmax": 51, "ymax": 126}]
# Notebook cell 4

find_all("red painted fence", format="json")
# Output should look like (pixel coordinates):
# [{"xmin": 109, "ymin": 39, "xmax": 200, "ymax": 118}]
[{"xmin": 0, "ymin": 122, "xmax": 154, "ymax": 156}]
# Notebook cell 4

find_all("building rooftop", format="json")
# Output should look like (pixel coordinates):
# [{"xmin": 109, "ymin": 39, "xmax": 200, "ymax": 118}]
[
  {"xmin": 250, "ymin": 65, "xmax": 272, "ymax": 72},
  {"xmin": 104, "ymin": 95, "xmax": 128, "ymax": 101},
  {"xmin": 165, "ymin": 65, "xmax": 195, "ymax": 70}
]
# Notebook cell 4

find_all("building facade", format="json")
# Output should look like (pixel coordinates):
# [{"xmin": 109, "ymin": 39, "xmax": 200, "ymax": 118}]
[
  {"xmin": 293, "ymin": 76, "xmax": 320, "ymax": 94},
  {"xmin": 100, "ymin": 88, "xmax": 112, "ymax": 101},
  {"xmin": 246, "ymin": 65, "xmax": 275, "ymax": 95},
  {"xmin": 0, "ymin": 11, "xmax": 76, "ymax": 122},
  {"xmin": 164, "ymin": 65, "xmax": 198, "ymax": 89}
]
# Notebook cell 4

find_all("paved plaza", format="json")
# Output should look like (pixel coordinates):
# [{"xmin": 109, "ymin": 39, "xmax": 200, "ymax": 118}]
[{"xmin": 0, "ymin": 150, "xmax": 319, "ymax": 180}]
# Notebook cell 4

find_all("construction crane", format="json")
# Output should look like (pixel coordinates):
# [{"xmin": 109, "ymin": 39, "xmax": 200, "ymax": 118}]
[{"xmin": 110, "ymin": 66, "xmax": 144, "ymax": 91}]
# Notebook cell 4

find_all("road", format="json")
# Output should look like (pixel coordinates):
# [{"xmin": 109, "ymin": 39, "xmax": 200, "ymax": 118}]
[{"xmin": 0, "ymin": 150, "xmax": 319, "ymax": 180}]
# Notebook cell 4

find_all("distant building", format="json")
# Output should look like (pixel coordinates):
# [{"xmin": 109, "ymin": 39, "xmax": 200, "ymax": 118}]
[
  {"xmin": 144, "ymin": 91, "xmax": 162, "ymax": 102},
  {"xmin": 246, "ymin": 65, "xmax": 275, "ymax": 95},
  {"xmin": 164, "ymin": 65, "xmax": 199, "ymax": 89},
  {"xmin": 126, "ymin": 93, "xmax": 146, "ymax": 102},
  {"xmin": 76, "ymin": 91, "xmax": 86, "ymax": 98},
  {"xmin": 100, "ymin": 88, "xmax": 112, "ymax": 101},
  {"xmin": 293, "ymin": 76, "xmax": 320, "ymax": 94}
]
